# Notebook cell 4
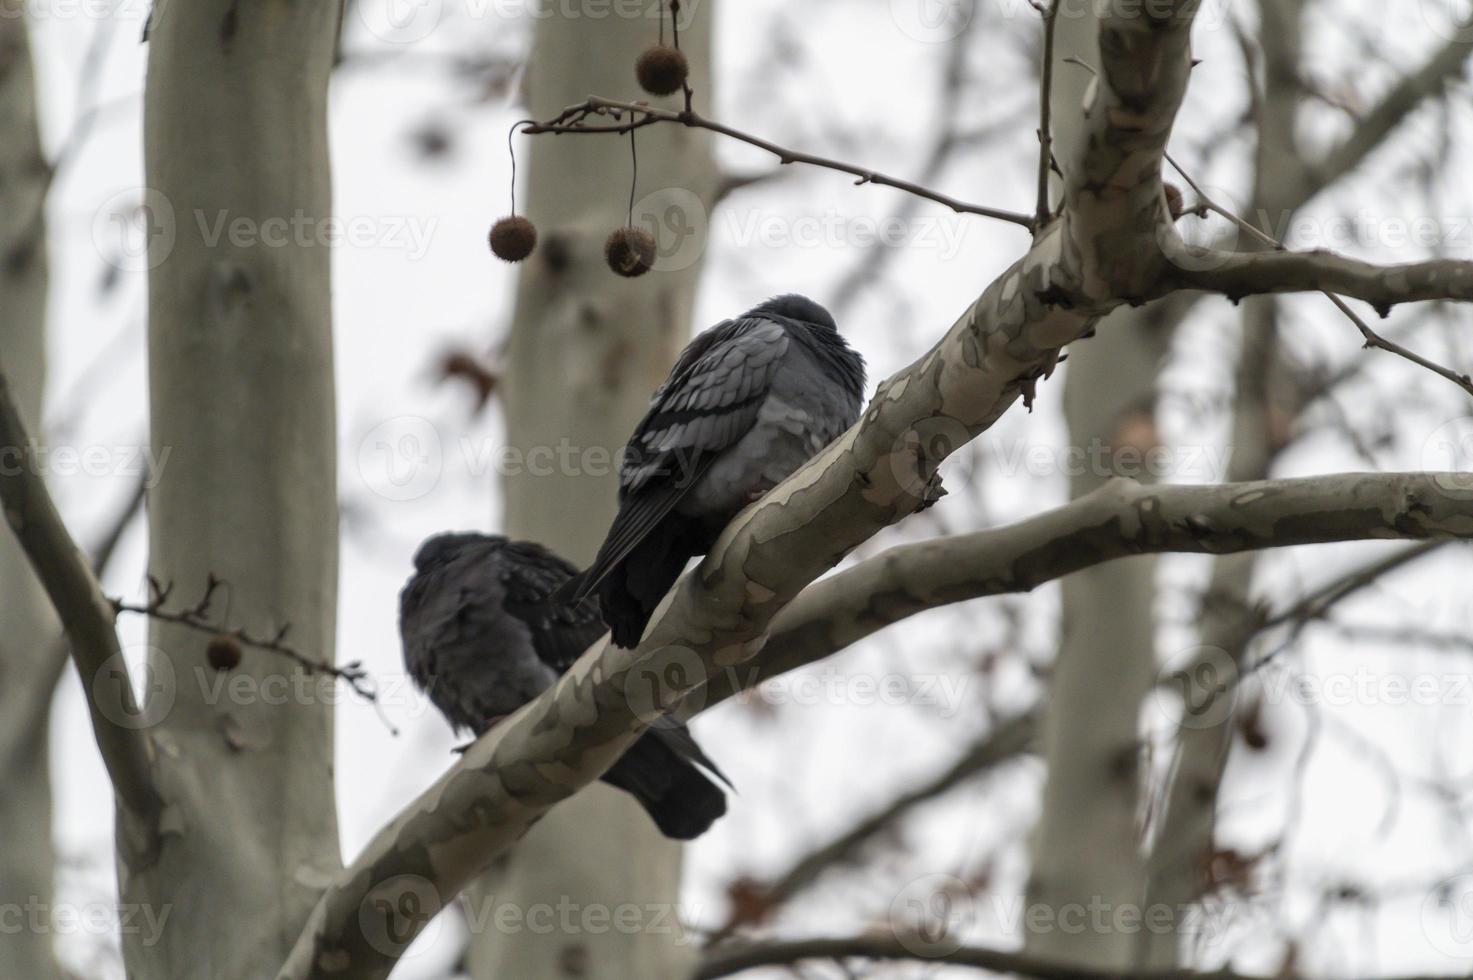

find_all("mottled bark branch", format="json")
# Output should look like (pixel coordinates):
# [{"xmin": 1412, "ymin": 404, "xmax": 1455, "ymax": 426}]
[
  {"xmin": 279, "ymin": 467, "xmax": 1470, "ymax": 980},
  {"xmin": 1162, "ymin": 245, "xmax": 1473, "ymax": 315},
  {"xmin": 709, "ymin": 473, "xmax": 1473, "ymax": 703}
]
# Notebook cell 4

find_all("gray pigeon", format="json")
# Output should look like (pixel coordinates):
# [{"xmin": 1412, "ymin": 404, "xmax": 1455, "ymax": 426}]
[
  {"xmin": 400, "ymin": 532, "xmax": 729, "ymax": 840},
  {"xmin": 560, "ymin": 294, "xmax": 866, "ymax": 647}
]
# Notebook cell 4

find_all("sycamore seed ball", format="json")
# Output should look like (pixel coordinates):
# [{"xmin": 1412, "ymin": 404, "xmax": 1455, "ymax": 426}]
[
  {"xmin": 605, "ymin": 227, "xmax": 657, "ymax": 278},
  {"xmin": 489, "ymin": 216, "xmax": 537, "ymax": 262},
  {"xmin": 636, "ymin": 45, "xmax": 689, "ymax": 97},
  {"xmin": 207, "ymin": 634, "xmax": 242, "ymax": 672}
]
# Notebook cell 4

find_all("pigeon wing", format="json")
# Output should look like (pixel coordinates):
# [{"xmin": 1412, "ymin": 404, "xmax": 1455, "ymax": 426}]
[
  {"xmin": 496, "ymin": 540, "xmax": 608, "ymax": 673},
  {"xmin": 564, "ymin": 315, "xmax": 791, "ymax": 599}
]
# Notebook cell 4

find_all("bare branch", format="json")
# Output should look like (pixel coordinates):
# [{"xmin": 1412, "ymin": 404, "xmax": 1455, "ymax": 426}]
[
  {"xmin": 704, "ymin": 473, "xmax": 1473, "ymax": 705},
  {"xmin": 0, "ymin": 367, "xmax": 161, "ymax": 823},
  {"xmin": 1165, "ymin": 246, "xmax": 1473, "ymax": 316},
  {"xmin": 1035, "ymin": 0, "xmax": 1060, "ymax": 228},
  {"xmin": 1162, "ymin": 155, "xmax": 1473, "ymax": 397},
  {"xmin": 694, "ymin": 934, "xmax": 1464, "ymax": 980},
  {"xmin": 712, "ymin": 711, "xmax": 1037, "ymax": 939},
  {"xmin": 522, "ymin": 96, "xmax": 1036, "ymax": 230},
  {"xmin": 110, "ymin": 575, "xmax": 379, "ymax": 702},
  {"xmin": 1311, "ymin": 23, "xmax": 1473, "ymax": 195}
]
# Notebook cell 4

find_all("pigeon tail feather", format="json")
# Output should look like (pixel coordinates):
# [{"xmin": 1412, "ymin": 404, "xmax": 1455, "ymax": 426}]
[
  {"xmin": 602, "ymin": 732, "xmax": 728, "ymax": 840},
  {"xmin": 599, "ymin": 515, "xmax": 704, "ymax": 647}
]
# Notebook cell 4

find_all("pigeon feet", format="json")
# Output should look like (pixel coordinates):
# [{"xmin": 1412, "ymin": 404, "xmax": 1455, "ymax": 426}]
[{"xmin": 452, "ymin": 713, "xmax": 511, "ymax": 754}]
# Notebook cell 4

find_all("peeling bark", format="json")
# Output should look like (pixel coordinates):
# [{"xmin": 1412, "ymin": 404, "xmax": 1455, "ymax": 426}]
[{"xmin": 716, "ymin": 472, "xmax": 1473, "ymax": 702}]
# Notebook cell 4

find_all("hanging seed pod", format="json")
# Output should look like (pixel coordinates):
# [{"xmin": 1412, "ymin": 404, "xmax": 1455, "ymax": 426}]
[
  {"xmin": 636, "ymin": 44, "xmax": 688, "ymax": 97},
  {"xmin": 207, "ymin": 634, "xmax": 243, "ymax": 672},
  {"xmin": 488, "ymin": 215, "xmax": 537, "ymax": 262},
  {"xmin": 604, "ymin": 226, "xmax": 657, "ymax": 277}
]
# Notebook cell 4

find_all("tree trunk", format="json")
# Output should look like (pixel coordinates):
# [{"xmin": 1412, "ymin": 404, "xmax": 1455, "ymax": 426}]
[
  {"xmin": 0, "ymin": 13, "xmax": 67, "ymax": 980},
  {"xmin": 468, "ymin": 3, "xmax": 718, "ymax": 978},
  {"xmin": 1139, "ymin": 3, "xmax": 1303, "ymax": 965},
  {"xmin": 1024, "ymin": 305, "xmax": 1173, "ymax": 967},
  {"xmin": 122, "ymin": 4, "xmax": 342, "ymax": 976},
  {"xmin": 1022, "ymin": 8, "xmax": 1161, "ymax": 967}
]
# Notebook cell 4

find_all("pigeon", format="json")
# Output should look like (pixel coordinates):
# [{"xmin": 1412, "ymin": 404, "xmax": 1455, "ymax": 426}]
[
  {"xmin": 399, "ymin": 532, "xmax": 729, "ymax": 840},
  {"xmin": 560, "ymin": 294, "xmax": 866, "ymax": 648}
]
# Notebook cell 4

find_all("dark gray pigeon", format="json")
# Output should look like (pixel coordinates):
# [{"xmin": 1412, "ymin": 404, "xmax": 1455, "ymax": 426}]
[
  {"xmin": 399, "ymin": 532, "xmax": 729, "ymax": 840},
  {"xmin": 559, "ymin": 294, "xmax": 866, "ymax": 648}
]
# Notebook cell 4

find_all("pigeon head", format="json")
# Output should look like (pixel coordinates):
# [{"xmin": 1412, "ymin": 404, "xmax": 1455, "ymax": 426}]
[
  {"xmin": 411, "ymin": 531, "xmax": 507, "ymax": 571},
  {"xmin": 750, "ymin": 294, "xmax": 838, "ymax": 332},
  {"xmin": 751, "ymin": 293, "xmax": 865, "ymax": 401}
]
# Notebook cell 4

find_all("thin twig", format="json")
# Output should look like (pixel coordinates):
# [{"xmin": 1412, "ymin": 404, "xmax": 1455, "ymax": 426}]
[
  {"xmin": 708, "ymin": 710, "xmax": 1037, "ymax": 943},
  {"xmin": 1034, "ymin": 0, "xmax": 1061, "ymax": 229},
  {"xmin": 524, "ymin": 96, "xmax": 1035, "ymax": 229},
  {"xmin": 1166, "ymin": 152, "xmax": 1473, "ymax": 398},
  {"xmin": 1246, "ymin": 540, "xmax": 1453, "ymax": 675},
  {"xmin": 627, "ymin": 126, "xmax": 637, "ymax": 227},
  {"xmin": 111, "ymin": 575, "xmax": 381, "ymax": 705}
]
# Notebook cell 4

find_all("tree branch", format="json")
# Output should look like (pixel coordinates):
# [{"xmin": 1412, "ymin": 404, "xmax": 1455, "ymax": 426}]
[
  {"xmin": 1034, "ymin": 0, "xmax": 1060, "ymax": 228},
  {"xmin": 0, "ymin": 367, "xmax": 162, "ymax": 824},
  {"xmin": 1310, "ymin": 22, "xmax": 1473, "ymax": 194},
  {"xmin": 699, "ymin": 472, "xmax": 1473, "ymax": 706},
  {"xmin": 1161, "ymin": 156, "xmax": 1473, "ymax": 396},
  {"xmin": 111, "ymin": 574, "xmax": 378, "ymax": 702},
  {"xmin": 712, "ymin": 711, "xmax": 1038, "ymax": 939},
  {"xmin": 523, "ymin": 96, "xmax": 1036, "ymax": 230},
  {"xmin": 1162, "ymin": 245, "xmax": 1473, "ymax": 316},
  {"xmin": 694, "ymin": 934, "xmax": 1467, "ymax": 980}
]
